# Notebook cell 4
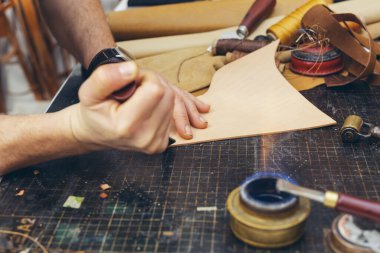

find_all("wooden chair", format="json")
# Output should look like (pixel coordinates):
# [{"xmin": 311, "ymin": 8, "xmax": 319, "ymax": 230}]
[
  {"xmin": 0, "ymin": 0, "xmax": 45, "ymax": 102},
  {"xmin": 12, "ymin": 0, "xmax": 60, "ymax": 99},
  {"xmin": 0, "ymin": 0, "xmax": 75, "ymax": 106}
]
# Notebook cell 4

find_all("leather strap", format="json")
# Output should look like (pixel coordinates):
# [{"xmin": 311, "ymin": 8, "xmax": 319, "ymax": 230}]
[{"xmin": 301, "ymin": 5, "xmax": 380, "ymax": 87}]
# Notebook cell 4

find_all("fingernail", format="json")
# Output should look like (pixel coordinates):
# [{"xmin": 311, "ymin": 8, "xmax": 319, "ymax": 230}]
[
  {"xmin": 199, "ymin": 116, "xmax": 208, "ymax": 124},
  {"xmin": 119, "ymin": 62, "xmax": 136, "ymax": 76},
  {"xmin": 185, "ymin": 125, "xmax": 193, "ymax": 137}
]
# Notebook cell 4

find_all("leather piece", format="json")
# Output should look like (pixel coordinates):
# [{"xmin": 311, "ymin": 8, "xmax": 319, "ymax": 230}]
[
  {"xmin": 282, "ymin": 63, "xmax": 325, "ymax": 91},
  {"xmin": 136, "ymin": 46, "xmax": 226, "ymax": 93},
  {"xmin": 301, "ymin": 5, "xmax": 380, "ymax": 87},
  {"xmin": 108, "ymin": 0, "xmax": 258, "ymax": 41},
  {"xmin": 109, "ymin": 0, "xmax": 317, "ymax": 41},
  {"xmin": 170, "ymin": 41, "xmax": 336, "ymax": 146}
]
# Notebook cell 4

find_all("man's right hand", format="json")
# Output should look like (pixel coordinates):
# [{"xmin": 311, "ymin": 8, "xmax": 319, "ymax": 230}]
[{"xmin": 69, "ymin": 62, "xmax": 175, "ymax": 154}]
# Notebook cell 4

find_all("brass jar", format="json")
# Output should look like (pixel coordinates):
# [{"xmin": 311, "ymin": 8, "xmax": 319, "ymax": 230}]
[
  {"xmin": 326, "ymin": 214, "xmax": 380, "ymax": 253},
  {"xmin": 227, "ymin": 175, "xmax": 311, "ymax": 248}
]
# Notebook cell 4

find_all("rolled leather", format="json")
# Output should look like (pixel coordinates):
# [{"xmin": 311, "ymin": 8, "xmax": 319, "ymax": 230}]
[
  {"xmin": 108, "ymin": 0, "xmax": 315, "ymax": 41},
  {"xmin": 108, "ymin": 0, "xmax": 255, "ymax": 41}
]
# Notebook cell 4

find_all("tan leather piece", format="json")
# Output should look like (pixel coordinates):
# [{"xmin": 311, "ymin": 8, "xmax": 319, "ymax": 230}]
[
  {"xmin": 109, "ymin": 0, "xmax": 314, "ymax": 41},
  {"xmin": 108, "ymin": 0, "xmax": 258, "ymax": 41},
  {"xmin": 367, "ymin": 22, "xmax": 380, "ymax": 39},
  {"xmin": 170, "ymin": 41, "xmax": 336, "ymax": 146},
  {"xmin": 329, "ymin": 0, "xmax": 380, "ymax": 25},
  {"xmin": 281, "ymin": 64, "xmax": 325, "ymax": 91},
  {"xmin": 136, "ymin": 46, "xmax": 225, "ymax": 92}
]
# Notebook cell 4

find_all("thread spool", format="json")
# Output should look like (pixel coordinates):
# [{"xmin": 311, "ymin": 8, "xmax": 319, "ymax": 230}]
[
  {"xmin": 212, "ymin": 39, "xmax": 270, "ymax": 56},
  {"xmin": 267, "ymin": 0, "xmax": 327, "ymax": 45},
  {"xmin": 227, "ymin": 172, "xmax": 311, "ymax": 248}
]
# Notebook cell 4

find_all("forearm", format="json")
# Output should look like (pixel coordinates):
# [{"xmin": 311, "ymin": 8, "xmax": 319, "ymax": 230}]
[
  {"xmin": 0, "ymin": 107, "xmax": 89, "ymax": 175},
  {"xmin": 39, "ymin": 0, "xmax": 115, "ymax": 68}
]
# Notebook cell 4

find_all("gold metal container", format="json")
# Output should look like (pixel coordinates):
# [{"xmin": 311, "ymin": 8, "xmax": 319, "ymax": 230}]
[{"xmin": 227, "ymin": 175, "xmax": 311, "ymax": 248}]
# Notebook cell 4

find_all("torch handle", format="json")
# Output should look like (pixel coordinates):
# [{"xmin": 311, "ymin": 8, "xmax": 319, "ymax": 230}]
[{"xmin": 336, "ymin": 193, "xmax": 380, "ymax": 223}]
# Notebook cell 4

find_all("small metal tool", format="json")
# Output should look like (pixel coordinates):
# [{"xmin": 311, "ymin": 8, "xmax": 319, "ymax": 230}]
[
  {"xmin": 340, "ymin": 115, "xmax": 380, "ymax": 143},
  {"xmin": 208, "ymin": 0, "xmax": 276, "ymax": 52}
]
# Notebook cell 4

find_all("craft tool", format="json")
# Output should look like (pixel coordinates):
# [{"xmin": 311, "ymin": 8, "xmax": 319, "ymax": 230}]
[
  {"xmin": 340, "ymin": 115, "xmax": 380, "ymax": 143},
  {"xmin": 227, "ymin": 173, "xmax": 311, "ymax": 248},
  {"xmin": 326, "ymin": 214, "xmax": 380, "ymax": 253},
  {"xmin": 276, "ymin": 179, "xmax": 380, "ymax": 223},
  {"xmin": 208, "ymin": 0, "xmax": 276, "ymax": 52}
]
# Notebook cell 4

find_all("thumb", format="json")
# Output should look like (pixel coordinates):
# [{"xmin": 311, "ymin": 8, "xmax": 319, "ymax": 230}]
[{"xmin": 79, "ymin": 61, "xmax": 138, "ymax": 106}]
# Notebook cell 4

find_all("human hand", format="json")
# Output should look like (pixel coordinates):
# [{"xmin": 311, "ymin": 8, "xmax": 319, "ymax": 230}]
[
  {"xmin": 155, "ymin": 74, "xmax": 210, "ymax": 140},
  {"xmin": 68, "ymin": 62, "xmax": 210, "ymax": 154},
  {"xmin": 69, "ymin": 62, "xmax": 175, "ymax": 154}
]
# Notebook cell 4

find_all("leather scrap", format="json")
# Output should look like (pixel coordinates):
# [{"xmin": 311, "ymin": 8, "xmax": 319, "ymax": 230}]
[{"xmin": 301, "ymin": 5, "xmax": 380, "ymax": 87}]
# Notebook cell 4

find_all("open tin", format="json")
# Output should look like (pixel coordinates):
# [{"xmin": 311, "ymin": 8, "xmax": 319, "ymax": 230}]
[
  {"xmin": 227, "ymin": 172, "xmax": 311, "ymax": 248},
  {"xmin": 326, "ymin": 214, "xmax": 380, "ymax": 253}
]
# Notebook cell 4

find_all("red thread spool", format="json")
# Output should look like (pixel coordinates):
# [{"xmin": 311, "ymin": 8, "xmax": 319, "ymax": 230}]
[{"xmin": 290, "ymin": 45, "xmax": 344, "ymax": 76}]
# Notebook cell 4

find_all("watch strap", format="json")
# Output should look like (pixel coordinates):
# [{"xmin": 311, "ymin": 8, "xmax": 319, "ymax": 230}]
[{"xmin": 84, "ymin": 47, "xmax": 132, "ymax": 78}]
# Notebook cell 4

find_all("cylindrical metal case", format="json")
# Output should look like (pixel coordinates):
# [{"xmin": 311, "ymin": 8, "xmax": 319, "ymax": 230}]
[
  {"xmin": 227, "ymin": 186, "xmax": 311, "ymax": 248},
  {"xmin": 326, "ymin": 214, "xmax": 380, "ymax": 253}
]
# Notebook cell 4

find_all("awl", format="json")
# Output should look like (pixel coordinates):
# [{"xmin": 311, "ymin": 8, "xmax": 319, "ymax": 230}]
[{"xmin": 219, "ymin": 0, "xmax": 276, "ymax": 40}]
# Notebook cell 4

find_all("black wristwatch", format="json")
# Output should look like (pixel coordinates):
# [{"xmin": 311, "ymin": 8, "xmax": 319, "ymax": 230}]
[{"xmin": 84, "ymin": 47, "xmax": 134, "ymax": 78}]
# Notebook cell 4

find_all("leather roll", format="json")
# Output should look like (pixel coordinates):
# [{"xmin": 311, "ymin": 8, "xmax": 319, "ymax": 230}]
[
  {"xmin": 108, "ymin": 0, "xmax": 314, "ymax": 41},
  {"xmin": 108, "ymin": 0, "xmax": 254, "ymax": 41}
]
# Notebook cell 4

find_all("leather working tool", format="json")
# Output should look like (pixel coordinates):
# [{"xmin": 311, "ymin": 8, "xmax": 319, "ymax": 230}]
[
  {"xmin": 276, "ymin": 179, "xmax": 380, "ymax": 223},
  {"xmin": 340, "ymin": 115, "xmax": 380, "ymax": 143},
  {"xmin": 236, "ymin": 0, "xmax": 276, "ymax": 39},
  {"xmin": 301, "ymin": 5, "xmax": 380, "ymax": 87},
  {"xmin": 209, "ymin": 0, "xmax": 276, "ymax": 52}
]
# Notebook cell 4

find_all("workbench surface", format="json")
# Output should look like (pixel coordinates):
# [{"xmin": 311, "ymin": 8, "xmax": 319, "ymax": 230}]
[{"xmin": 0, "ymin": 66, "xmax": 379, "ymax": 252}]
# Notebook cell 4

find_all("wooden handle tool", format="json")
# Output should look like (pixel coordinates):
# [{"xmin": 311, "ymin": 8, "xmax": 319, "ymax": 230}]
[
  {"xmin": 276, "ymin": 179, "xmax": 380, "ymax": 223},
  {"xmin": 237, "ymin": 0, "xmax": 276, "ymax": 38}
]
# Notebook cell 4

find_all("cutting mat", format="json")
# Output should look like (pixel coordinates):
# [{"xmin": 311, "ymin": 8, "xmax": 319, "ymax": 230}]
[{"xmin": 0, "ymin": 68, "xmax": 379, "ymax": 252}]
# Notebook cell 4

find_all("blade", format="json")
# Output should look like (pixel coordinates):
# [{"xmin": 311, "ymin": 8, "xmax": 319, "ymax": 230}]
[{"xmin": 219, "ymin": 31, "xmax": 244, "ymax": 40}]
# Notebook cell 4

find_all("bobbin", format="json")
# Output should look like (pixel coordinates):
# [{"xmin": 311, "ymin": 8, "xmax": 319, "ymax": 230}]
[
  {"xmin": 227, "ymin": 173, "xmax": 311, "ymax": 248},
  {"xmin": 340, "ymin": 115, "xmax": 380, "ymax": 143},
  {"xmin": 326, "ymin": 214, "xmax": 380, "ymax": 253}
]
